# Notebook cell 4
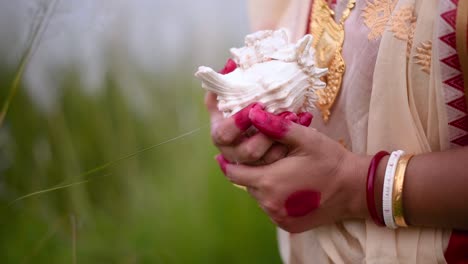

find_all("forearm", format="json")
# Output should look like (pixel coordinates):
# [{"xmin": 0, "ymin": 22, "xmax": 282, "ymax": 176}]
[{"xmin": 374, "ymin": 147, "xmax": 468, "ymax": 229}]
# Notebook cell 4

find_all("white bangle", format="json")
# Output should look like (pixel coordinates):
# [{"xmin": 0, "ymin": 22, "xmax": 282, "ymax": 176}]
[{"xmin": 382, "ymin": 150, "xmax": 404, "ymax": 229}]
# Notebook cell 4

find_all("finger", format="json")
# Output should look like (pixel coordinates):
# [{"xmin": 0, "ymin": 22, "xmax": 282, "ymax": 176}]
[
  {"xmin": 246, "ymin": 186, "xmax": 260, "ymax": 199},
  {"xmin": 211, "ymin": 103, "xmax": 263, "ymax": 146},
  {"xmin": 234, "ymin": 103, "xmax": 264, "ymax": 131},
  {"xmin": 248, "ymin": 143, "xmax": 288, "ymax": 166},
  {"xmin": 297, "ymin": 112, "xmax": 313, "ymax": 127},
  {"xmin": 215, "ymin": 154, "xmax": 265, "ymax": 187},
  {"xmin": 278, "ymin": 111, "xmax": 298, "ymax": 123},
  {"xmin": 205, "ymin": 92, "xmax": 220, "ymax": 115},
  {"xmin": 215, "ymin": 154, "xmax": 230, "ymax": 175},
  {"xmin": 249, "ymin": 107, "xmax": 313, "ymax": 147},
  {"xmin": 219, "ymin": 58, "xmax": 237, "ymax": 74},
  {"xmin": 222, "ymin": 132, "xmax": 274, "ymax": 163},
  {"xmin": 278, "ymin": 111, "xmax": 312, "ymax": 127},
  {"xmin": 261, "ymin": 144, "xmax": 288, "ymax": 164}
]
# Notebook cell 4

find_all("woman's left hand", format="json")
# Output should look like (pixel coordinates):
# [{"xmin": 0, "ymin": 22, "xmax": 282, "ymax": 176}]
[{"xmin": 216, "ymin": 107, "xmax": 371, "ymax": 233}]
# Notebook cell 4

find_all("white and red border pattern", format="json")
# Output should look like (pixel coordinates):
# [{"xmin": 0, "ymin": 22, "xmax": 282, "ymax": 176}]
[{"xmin": 438, "ymin": 0, "xmax": 468, "ymax": 147}]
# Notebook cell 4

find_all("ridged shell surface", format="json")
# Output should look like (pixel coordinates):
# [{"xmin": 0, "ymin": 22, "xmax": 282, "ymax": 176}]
[{"xmin": 195, "ymin": 28, "xmax": 327, "ymax": 117}]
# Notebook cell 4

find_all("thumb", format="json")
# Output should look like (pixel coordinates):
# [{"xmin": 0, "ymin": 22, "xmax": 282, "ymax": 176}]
[
  {"xmin": 248, "ymin": 107, "xmax": 310, "ymax": 146},
  {"xmin": 205, "ymin": 92, "xmax": 219, "ymax": 113}
]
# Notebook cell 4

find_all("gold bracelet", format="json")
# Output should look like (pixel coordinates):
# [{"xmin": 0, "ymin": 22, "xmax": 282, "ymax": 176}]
[{"xmin": 392, "ymin": 154, "xmax": 414, "ymax": 228}]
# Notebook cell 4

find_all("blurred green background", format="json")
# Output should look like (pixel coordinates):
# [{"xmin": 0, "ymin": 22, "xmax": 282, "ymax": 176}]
[{"xmin": 0, "ymin": 1, "xmax": 281, "ymax": 263}]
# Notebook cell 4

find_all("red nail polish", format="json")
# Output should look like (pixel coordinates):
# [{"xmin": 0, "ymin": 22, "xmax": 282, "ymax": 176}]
[
  {"xmin": 279, "ymin": 111, "xmax": 299, "ymax": 123},
  {"xmin": 215, "ymin": 154, "xmax": 229, "ymax": 174},
  {"xmin": 298, "ymin": 112, "xmax": 313, "ymax": 127},
  {"xmin": 233, "ymin": 103, "xmax": 263, "ymax": 131},
  {"xmin": 249, "ymin": 108, "xmax": 291, "ymax": 139},
  {"xmin": 252, "ymin": 102, "xmax": 265, "ymax": 111},
  {"xmin": 219, "ymin": 58, "xmax": 237, "ymax": 75},
  {"xmin": 285, "ymin": 190, "xmax": 321, "ymax": 217}
]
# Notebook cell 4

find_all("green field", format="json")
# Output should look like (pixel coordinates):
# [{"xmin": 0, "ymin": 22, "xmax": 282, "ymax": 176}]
[{"xmin": 0, "ymin": 68, "xmax": 281, "ymax": 263}]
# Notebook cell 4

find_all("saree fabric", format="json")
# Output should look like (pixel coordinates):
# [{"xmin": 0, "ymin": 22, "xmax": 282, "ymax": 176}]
[{"xmin": 248, "ymin": 0, "xmax": 468, "ymax": 263}]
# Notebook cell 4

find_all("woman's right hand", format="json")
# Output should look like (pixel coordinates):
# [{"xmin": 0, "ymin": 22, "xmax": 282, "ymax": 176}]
[
  {"xmin": 205, "ymin": 92, "xmax": 289, "ymax": 165},
  {"xmin": 205, "ymin": 59, "xmax": 312, "ymax": 166}
]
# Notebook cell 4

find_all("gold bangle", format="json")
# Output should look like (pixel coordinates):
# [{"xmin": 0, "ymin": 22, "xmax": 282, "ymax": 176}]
[{"xmin": 392, "ymin": 154, "xmax": 414, "ymax": 228}]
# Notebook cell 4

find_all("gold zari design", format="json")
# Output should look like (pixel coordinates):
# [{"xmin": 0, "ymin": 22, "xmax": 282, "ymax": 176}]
[
  {"xmin": 390, "ymin": 5, "xmax": 417, "ymax": 57},
  {"xmin": 362, "ymin": 0, "xmax": 397, "ymax": 40},
  {"xmin": 310, "ymin": 0, "xmax": 356, "ymax": 122},
  {"xmin": 414, "ymin": 41, "xmax": 432, "ymax": 74}
]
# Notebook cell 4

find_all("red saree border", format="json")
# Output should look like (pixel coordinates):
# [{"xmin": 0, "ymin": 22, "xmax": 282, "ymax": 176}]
[{"xmin": 455, "ymin": 0, "xmax": 468, "ymax": 111}]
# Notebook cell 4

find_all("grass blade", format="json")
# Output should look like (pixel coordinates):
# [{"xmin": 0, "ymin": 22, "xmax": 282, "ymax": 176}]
[
  {"xmin": 10, "ymin": 125, "xmax": 205, "ymax": 204},
  {"xmin": 9, "ymin": 178, "xmax": 92, "ymax": 205},
  {"xmin": 0, "ymin": 0, "xmax": 59, "ymax": 127}
]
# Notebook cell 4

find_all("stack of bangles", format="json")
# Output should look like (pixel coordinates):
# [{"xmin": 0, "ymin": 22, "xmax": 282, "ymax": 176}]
[{"xmin": 366, "ymin": 150, "xmax": 414, "ymax": 228}]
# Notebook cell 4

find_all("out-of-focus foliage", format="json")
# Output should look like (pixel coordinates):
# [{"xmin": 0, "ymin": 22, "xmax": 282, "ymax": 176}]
[
  {"xmin": 0, "ymin": 69, "xmax": 281, "ymax": 263},
  {"xmin": 0, "ymin": 0, "xmax": 282, "ymax": 263}
]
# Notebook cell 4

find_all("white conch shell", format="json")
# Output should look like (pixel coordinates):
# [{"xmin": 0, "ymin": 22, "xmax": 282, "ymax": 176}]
[{"xmin": 195, "ymin": 28, "xmax": 327, "ymax": 117}]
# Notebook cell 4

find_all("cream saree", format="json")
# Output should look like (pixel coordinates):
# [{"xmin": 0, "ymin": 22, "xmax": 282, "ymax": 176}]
[{"xmin": 248, "ymin": 0, "xmax": 468, "ymax": 263}]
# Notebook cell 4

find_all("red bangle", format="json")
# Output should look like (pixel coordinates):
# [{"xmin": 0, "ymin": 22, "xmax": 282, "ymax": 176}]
[{"xmin": 366, "ymin": 151, "xmax": 389, "ymax": 227}]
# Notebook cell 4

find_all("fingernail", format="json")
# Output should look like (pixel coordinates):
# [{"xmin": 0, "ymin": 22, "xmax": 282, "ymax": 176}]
[
  {"xmin": 249, "ymin": 107, "xmax": 269, "ymax": 125},
  {"xmin": 252, "ymin": 102, "xmax": 265, "ymax": 110},
  {"xmin": 215, "ymin": 154, "xmax": 229, "ymax": 174},
  {"xmin": 234, "ymin": 103, "xmax": 262, "ymax": 131},
  {"xmin": 283, "ymin": 112, "xmax": 299, "ymax": 123},
  {"xmin": 219, "ymin": 58, "xmax": 237, "ymax": 75},
  {"xmin": 298, "ymin": 112, "xmax": 313, "ymax": 127}
]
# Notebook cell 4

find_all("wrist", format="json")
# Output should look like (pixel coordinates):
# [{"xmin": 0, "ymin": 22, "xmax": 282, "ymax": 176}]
[{"xmin": 343, "ymin": 153, "xmax": 373, "ymax": 219}]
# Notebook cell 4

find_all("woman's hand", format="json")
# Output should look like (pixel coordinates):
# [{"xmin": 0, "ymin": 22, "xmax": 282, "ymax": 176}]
[
  {"xmin": 205, "ymin": 59, "xmax": 312, "ymax": 166},
  {"xmin": 206, "ymin": 92, "xmax": 289, "ymax": 165},
  {"xmin": 216, "ymin": 107, "xmax": 371, "ymax": 233}
]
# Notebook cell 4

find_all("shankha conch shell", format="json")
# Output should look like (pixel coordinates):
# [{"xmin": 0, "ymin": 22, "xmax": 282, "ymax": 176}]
[{"xmin": 195, "ymin": 28, "xmax": 327, "ymax": 118}]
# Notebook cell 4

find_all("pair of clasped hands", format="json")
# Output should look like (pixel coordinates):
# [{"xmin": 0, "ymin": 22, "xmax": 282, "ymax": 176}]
[{"xmin": 205, "ymin": 60, "xmax": 369, "ymax": 233}]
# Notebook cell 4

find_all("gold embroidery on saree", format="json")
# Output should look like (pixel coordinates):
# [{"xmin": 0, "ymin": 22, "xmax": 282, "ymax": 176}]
[
  {"xmin": 362, "ymin": 0, "xmax": 397, "ymax": 40},
  {"xmin": 310, "ymin": 0, "xmax": 356, "ymax": 122},
  {"xmin": 389, "ymin": 5, "xmax": 417, "ymax": 57},
  {"xmin": 414, "ymin": 41, "xmax": 432, "ymax": 74}
]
